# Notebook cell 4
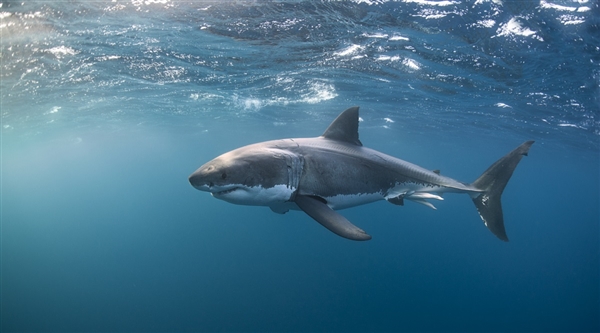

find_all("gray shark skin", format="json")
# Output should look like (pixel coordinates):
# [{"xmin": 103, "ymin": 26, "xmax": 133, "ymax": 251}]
[{"xmin": 189, "ymin": 107, "xmax": 534, "ymax": 241}]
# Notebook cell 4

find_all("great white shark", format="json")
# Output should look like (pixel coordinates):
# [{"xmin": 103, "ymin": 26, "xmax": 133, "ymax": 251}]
[{"xmin": 189, "ymin": 107, "xmax": 533, "ymax": 241}]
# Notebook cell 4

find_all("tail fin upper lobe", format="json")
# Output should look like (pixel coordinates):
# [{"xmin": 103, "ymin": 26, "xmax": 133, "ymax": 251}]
[{"xmin": 471, "ymin": 141, "xmax": 534, "ymax": 241}]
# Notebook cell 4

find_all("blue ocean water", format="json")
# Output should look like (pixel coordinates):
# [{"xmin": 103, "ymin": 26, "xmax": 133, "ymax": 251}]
[{"xmin": 1, "ymin": 1, "xmax": 599, "ymax": 332}]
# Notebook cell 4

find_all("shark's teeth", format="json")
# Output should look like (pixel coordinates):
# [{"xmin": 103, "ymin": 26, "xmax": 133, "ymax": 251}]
[{"xmin": 212, "ymin": 187, "xmax": 239, "ymax": 196}]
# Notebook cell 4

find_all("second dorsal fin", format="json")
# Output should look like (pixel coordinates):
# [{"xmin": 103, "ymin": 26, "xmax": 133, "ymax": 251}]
[{"xmin": 321, "ymin": 107, "xmax": 363, "ymax": 146}]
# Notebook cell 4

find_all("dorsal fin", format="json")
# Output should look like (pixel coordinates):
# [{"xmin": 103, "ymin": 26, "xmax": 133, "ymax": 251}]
[
  {"xmin": 433, "ymin": 169, "xmax": 441, "ymax": 175},
  {"xmin": 321, "ymin": 106, "xmax": 362, "ymax": 146}
]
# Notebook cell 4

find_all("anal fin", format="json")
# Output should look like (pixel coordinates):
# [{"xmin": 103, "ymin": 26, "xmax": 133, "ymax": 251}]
[{"xmin": 295, "ymin": 194, "xmax": 371, "ymax": 241}]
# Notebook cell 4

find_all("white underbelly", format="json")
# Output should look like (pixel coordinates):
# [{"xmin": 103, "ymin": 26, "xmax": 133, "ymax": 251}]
[{"xmin": 323, "ymin": 192, "xmax": 384, "ymax": 210}]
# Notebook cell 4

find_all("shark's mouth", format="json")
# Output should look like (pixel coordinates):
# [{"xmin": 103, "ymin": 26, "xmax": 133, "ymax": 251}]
[{"xmin": 212, "ymin": 186, "xmax": 240, "ymax": 197}]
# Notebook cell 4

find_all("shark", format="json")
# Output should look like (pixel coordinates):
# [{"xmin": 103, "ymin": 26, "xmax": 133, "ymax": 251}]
[{"xmin": 189, "ymin": 107, "xmax": 533, "ymax": 241}]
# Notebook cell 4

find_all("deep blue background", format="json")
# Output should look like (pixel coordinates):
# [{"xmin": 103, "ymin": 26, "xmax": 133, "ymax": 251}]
[{"xmin": 2, "ymin": 1, "xmax": 599, "ymax": 332}]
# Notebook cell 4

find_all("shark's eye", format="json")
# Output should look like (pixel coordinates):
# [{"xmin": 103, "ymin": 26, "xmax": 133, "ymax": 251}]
[{"xmin": 221, "ymin": 172, "xmax": 227, "ymax": 180}]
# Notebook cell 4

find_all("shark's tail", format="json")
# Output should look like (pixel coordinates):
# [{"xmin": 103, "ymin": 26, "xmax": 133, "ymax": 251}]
[{"xmin": 470, "ymin": 141, "xmax": 534, "ymax": 241}]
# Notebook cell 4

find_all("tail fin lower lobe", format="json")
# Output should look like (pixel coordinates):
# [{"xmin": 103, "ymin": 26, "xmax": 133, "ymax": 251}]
[{"xmin": 471, "ymin": 141, "xmax": 534, "ymax": 241}]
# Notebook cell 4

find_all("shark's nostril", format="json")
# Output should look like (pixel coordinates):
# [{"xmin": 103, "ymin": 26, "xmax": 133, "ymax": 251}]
[{"xmin": 189, "ymin": 172, "xmax": 204, "ymax": 187}]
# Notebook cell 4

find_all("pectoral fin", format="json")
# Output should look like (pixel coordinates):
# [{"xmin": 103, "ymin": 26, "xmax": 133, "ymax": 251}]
[{"xmin": 295, "ymin": 194, "xmax": 371, "ymax": 241}]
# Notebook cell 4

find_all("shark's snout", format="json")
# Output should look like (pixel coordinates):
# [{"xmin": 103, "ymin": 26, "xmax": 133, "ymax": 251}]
[{"xmin": 188, "ymin": 170, "xmax": 212, "ymax": 191}]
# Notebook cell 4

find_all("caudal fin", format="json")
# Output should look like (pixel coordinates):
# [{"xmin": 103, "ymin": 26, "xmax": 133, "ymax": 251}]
[{"xmin": 471, "ymin": 141, "xmax": 534, "ymax": 241}]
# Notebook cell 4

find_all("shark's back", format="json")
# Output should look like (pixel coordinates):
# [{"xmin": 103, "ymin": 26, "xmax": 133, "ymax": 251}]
[{"xmin": 288, "ymin": 136, "xmax": 477, "ymax": 197}]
